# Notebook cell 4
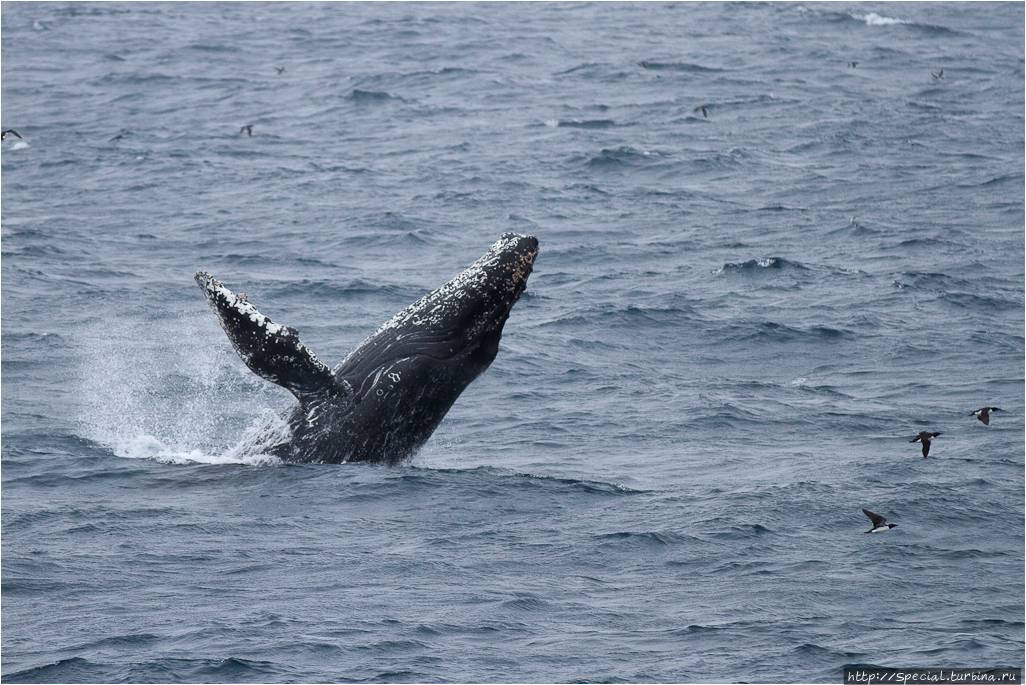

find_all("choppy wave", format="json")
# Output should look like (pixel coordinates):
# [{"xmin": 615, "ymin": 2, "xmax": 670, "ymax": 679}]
[
  {"xmin": 723, "ymin": 321, "xmax": 853, "ymax": 343},
  {"xmin": 638, "ymin": 60, "xmax": 725, "ymax": 73},
  {"xmin": 346, "ymin": 88, "xmax": 405, "ymax": 103},
  {"xmin": 6, "ymin": 656, "xmax": 290, "ymax": 684},
  {"xmin": 850, "ymin": 11, "xmax": 911, "ymax": 27},
  {"xmin": 594, "ymin": 530, "xmax": 693, "ymax": 546},
  {"xmin": 545, "ymin": 118, "xmax": 618, "ymax": 129},
  {"xmin": 585, "ymin": 145, "xmax": 669, "ymax": 168},
  {"xmin": 717, "ymin": 256, "xmax": 811, "ymax": 274}
]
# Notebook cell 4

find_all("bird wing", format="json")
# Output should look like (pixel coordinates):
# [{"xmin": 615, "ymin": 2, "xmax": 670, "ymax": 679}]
[
  {"xmin": 863, "ymin": 509, "xmax": 886, "ymax": 527},
  {"xmin": 979, "ymin": 413, "xmax": 990, "ymax": 425}
]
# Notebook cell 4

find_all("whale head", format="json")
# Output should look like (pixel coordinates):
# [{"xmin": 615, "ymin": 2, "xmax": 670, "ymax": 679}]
[
  {"xmin": 319, "ymin": 233, "xmax": 538, "ymax": 463},
  {"xmin": 345, "ymin": 232, "xmax": 538, "ymax": 370},
  {"xmin": 434, "ymin": 232, "xmax": 539, "ymax": 356}
]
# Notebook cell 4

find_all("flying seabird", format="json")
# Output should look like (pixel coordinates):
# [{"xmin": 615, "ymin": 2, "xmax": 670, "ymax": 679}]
[
  {"xmin": 970, "ymin": 406, "xmax": 1002, "ymax": 426},
  {"xmin": 693, "ymin": 105, "xmax": 708, "ymax": 119},
  {"xmin": 863, "ymin": 509, "xmax": 897, "ymax": 533},
  {"xmin": 275, "ymin": 66, "xmax": 286, "ymax": 75},
  {"xmin": 2, "ymin": 129, "xmax": 24, "ymax": 141},
  {"xmin": 910, "ymin": 431, "xmax": 941, "ymax": 458},
  {"xmin": 848, "ymin": 61, "xmax": 858, "ymax": 68},
  {"xmin": 240, "ymin": 125, "xmax": 253, "ymax": 137},
  {"xmin": 931, "ymin": 69, "xmax": 944, "ymax": 80}
]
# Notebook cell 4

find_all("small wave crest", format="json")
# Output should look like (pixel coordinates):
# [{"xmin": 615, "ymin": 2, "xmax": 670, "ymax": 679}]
[
  {"xmin": 639, "ymin": 60, "xmax": 724, "ymax": 73},
  {"xmin": 851, "ymin": 12, "xmax": 910, "ymax": 26},
  {"xmin": 538, "ymin": 303, "xmax": 699, "ymax": 331},
  {"xmin": 346, "ymin": 88, "xmax": 404, "ymax": 104},
  {"xmin": 716, "ymin": 256, "xmax": 810, "ymax": 274},
  {"xmin": 6, "ymin": 657, "xmax": 99, "ymax": 683},
  {"xmin": 594, "ymin": 530, "xmax": 692, "ymax": 546},
  {"xmin": 709, "ymin": 523, "xmax": 773, "ymax": 539},
  {"xmin": 545, "ymin": 118, "xmax": 618, "ymax": 129},
  {"xmin": 585, "ymin": 145, "xmax": 667, "ymax": 168},
  {"xmin": 844, "ymin": 10, "xmax": 960, "ymax": 34},
  {"xmin": 407, "ymin": 465, "xmax": 646, "ymax": 496},
  {"xmin": 7, "ymin": 656, "xmax": 291, "ymax": 683},
  {"xmin": 721, "ymin": 321, "xmax": 852, "ymax": 343}
]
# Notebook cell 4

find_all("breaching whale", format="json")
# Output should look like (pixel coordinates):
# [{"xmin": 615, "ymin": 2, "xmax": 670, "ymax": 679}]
[{"xmin": 195, "ymin": 233, "xmax": 538, "ymax": 464}]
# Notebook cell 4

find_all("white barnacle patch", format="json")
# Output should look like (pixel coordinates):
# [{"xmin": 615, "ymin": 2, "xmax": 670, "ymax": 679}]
[
  {"xmin": 201, "ymin": 274, "xmax": 285, "ymax": 335},
  {"xmin": 333, "ymin": 234, "xmax": 536, "ymax": 370},
  {"xmin": 197, "ymin": 271, "xmax": 330, "ymax": 376}
]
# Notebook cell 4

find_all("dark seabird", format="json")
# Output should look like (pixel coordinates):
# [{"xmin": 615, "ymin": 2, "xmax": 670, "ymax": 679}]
[
  {"xmin": 240, "ymin": 125, "xmax": 253, "ymax": 137},
  {"xmin": 863, "ymin": 509, "xmax": 897, "ymax": 533},
  {"xmin": 109, "ymin": 129, "xmax": 131, "ymax": 142},
  {"xmin": 931, "ymin": 69, "xmax": 944, "ymax": 80},
  {"xmin": 970, "ymin": 406, "xmax": 1002, "ymax": 426},
  {"xmin": 693, "ymin": 105, "xmax": 708, "ymax": 119},
  {"xmin": 910, "ymin": 431, "xmax": 941, "ymax": 458},
  {"xmin": 848, "ymin": 61, "xmax": 858, "ymax": 68},
  {"xmin": 2, "ymin": 129, "xmax": 23, "ymax": 141},
  {"xmin": 275, "ymin": 66, "xmax": 286, "ymax": 75}
]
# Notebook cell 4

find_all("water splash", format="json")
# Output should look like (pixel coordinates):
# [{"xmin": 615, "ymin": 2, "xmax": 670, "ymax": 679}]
[{"xmin": 75, "ymin": 309, "xmax": 287, "ymax": 465}]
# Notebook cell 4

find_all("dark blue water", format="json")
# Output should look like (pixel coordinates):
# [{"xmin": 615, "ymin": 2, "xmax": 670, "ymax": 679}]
[{"xmin": 2, "ymin": 2, "xmax": 1023, "ymax": 682}]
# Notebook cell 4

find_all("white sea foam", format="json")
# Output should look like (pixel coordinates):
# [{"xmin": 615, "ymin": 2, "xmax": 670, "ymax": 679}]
[
  {"xmin": 852, "ymin": 12, "xmax": 910, "ymax": 26},
  {"xmin": 109, "ymin": 433, "xmax": 281, "ymax": 466}
]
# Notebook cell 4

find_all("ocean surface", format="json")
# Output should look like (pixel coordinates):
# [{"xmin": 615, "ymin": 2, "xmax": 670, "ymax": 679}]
[{"xmin": 2, "ymin": 2, "xmax": 1023, "ymax": 683}]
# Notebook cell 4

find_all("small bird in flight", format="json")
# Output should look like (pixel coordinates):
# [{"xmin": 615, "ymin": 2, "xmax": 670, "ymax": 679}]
[
  {"xmin": 275, "ymin": 66, "xmax": 286, "ymax": 75},
  {"xmin": 2, "ymin": 129, "xmax": 24, "ymax": 141},
  {"xmin": 931, "ymin": 69, "xmax": 944, "ymax": 80},
  {"xmin": 848, "ymin": 61, "xmax": 858, "ymax": 68},
  {"xmin": 910, "ymin": 431, "xmax": 942, "ymax": 458},
  {"xmin": 240, "ymin": 125, "xmax": 253, "ymax": 137},
  {"xmin": 970, "ymin": 406, "xmax": 1002, "ymax": 426},
  {"xmin": 863, "ymin": 509, "xmax": 897, "ymax": 533},
  {"xmin": 693, "ymin": 104, "xmax": 709, "ymax": 119}
]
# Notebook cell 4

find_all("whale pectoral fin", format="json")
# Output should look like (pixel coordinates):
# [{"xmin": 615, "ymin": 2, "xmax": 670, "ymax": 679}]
[{"xmin": 195, "ymin": 272, "xmax": 344, "ymax": 404}]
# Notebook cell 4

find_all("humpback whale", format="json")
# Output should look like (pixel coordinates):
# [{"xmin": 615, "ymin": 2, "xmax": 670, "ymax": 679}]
[{"xmin": 196, "ymin": 233, "xmax": 538, "ymax": 464}]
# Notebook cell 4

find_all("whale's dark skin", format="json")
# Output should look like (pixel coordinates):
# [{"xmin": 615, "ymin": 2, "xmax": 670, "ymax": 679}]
[{"xmin": 195, "ymin": 233, "xmax": 538, "ymax": 464}]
